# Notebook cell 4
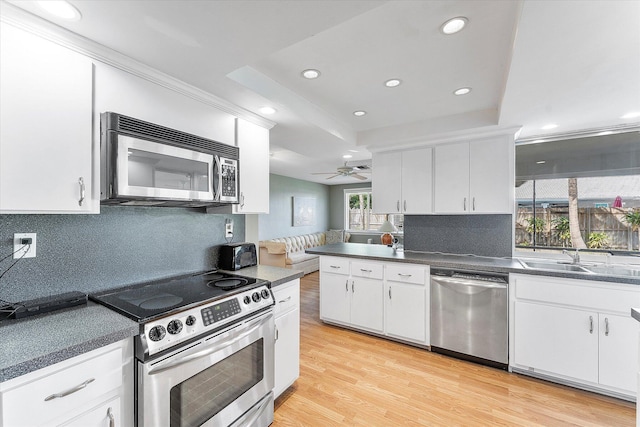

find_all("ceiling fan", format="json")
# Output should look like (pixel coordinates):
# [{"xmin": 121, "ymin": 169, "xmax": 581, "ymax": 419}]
[{"xmin": 312, "ymin": 162, "xmax": 371, "ymax": 180}]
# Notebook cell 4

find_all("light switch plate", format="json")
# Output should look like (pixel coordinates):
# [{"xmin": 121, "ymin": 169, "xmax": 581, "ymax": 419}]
[{"xmin": 14, "ymin": 233, "xmax": 37, "ymax": 259}]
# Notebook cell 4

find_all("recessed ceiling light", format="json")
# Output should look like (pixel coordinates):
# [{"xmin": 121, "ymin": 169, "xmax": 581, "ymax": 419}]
[
  {"xmin": 541, "ymin": 123, "xmax": 558, "ymax": 130},
  {"xmin": 384, "ymin": 79, "xmax": 402, "ymax": 88},
  {"xmin": 454, "ymin": 87, "xmax": 471, "ymax": 96},
  {"xmin": 536, "ymin": 160, "xmax": 546, "ymax": 164},
  {"xmin": 259, "ymin": 106, "xmax": 276, "ymax": 115},
  {"xmin": 441, "ymin": 17, "xmax": 468, "ymax": 35},
  {"xmin": 36, "ymin": 1, "xmax": 82, "ymax": 21},
  {"xmin": 353, "ymin": 110, "xmax": 367, "ymax": 117},
  {"xmin": 621, "ymin": 111, "xmax": 640, "ymax": 119},
  {"xmin": 301, "ymin": 69, "xmax": 320, "ymax": 79},
  {"xmin": 342, "ymin": 154, "xmax": 353, "ymax": 159}
]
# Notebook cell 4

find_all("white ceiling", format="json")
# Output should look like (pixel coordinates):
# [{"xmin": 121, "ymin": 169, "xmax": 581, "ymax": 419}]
[{"xmin": 4, "ymin": 0, "xmax": 639, "ymax": 185}]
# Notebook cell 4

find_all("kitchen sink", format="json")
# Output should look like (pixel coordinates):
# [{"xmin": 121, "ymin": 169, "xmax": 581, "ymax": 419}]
[
  {"xmin": 519, "ymin": 260, "xmax": 592, "ymax": 273},
  {"xmin": 586, "ymin": 265, "xmax": 640, "ymax": 278}
]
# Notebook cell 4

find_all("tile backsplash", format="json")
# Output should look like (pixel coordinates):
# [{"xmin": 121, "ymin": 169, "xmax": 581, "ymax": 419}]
[
  {"xmin": 0, "ymin": 206, "xmax": 243, "ymax": 302},
  {"xmin": 403, "ymin": 214, "xmax": 512, "ymax": 258}
]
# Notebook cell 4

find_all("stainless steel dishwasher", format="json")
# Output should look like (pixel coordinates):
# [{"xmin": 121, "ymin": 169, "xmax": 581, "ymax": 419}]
[{"xmin": 430, "ymin": 269, "xmax": 508, "ymax": 369}]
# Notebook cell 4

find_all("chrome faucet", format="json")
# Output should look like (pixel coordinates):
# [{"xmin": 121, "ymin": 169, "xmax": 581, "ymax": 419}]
[{"xmin": 562, "ymin": 249, "xmax": 581, "ymax": 264}]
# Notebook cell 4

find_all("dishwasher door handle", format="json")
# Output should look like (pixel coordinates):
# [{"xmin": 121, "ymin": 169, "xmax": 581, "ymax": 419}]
[{"xmin": 431, "ymin": 276, "xmax": 507, "ymax": 289}]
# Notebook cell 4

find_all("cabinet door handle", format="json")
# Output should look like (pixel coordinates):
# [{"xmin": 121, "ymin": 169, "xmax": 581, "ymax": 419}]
[
  {"xmin": 396, "ymin": 200, "xmax": 400, "ymax": 212},
  {"xmin": 473, "ymin": 197, "xmax": 476, "ymax": 211},
  {"xmin": 403, "ymin": 200, "xmax": 407, "ymax": 212},
  {"xmin": 589, "ymin": 316, "xmax": 594, "ymax": 334},
  {"xmin": 44, "ymin": 378, "xmax": 95, "ymax": 401},
  {"xmin": 275, "ymin": 326, "xmax": 279, "ymax": 341},
  {"xmin": 463, "ymin": 197, "xmax": 467, "ymax": 211},
  {"xmin": 78, "ymin": 177, "xmax": 85, "ymax": 206},
  {"xmin": 604, "ymin": 317, "xmax": 609, "ymax": 336},
  {"xmin": 107, "ymin": 407, "xmax": 115, "ymax": 427},
  {"xmin": 352, "ymin": 281, "xmax": 355, "ymax": 293},
  {"xmin": 278, "ymin": 296, "xmax": 292, "ymax": 304},
  {"xmin": 388, "ymin": 287, "xmax": 392, "ymax": 299},
  {"xmin": 345, "ymin": 279, "xmax": 349, "ymax": 291}
]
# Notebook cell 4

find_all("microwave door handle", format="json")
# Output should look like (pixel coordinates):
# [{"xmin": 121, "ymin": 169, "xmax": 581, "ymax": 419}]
[
  {"xmin": 147, "ymin": 313, "xmax": 272, "ymax": 375},
  {"xmin": 213, "ymin": 155, "xmax": 222, "ymax": 200}
]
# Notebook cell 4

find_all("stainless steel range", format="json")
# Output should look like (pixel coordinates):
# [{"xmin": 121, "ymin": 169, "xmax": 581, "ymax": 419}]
[{"xmin": 90, "ymin": 271, "xmax": 275, "ymax": 427}]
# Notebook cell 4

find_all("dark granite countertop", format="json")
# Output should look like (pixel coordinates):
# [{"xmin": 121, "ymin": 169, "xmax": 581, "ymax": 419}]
[
  {"xmin": 222, "ymin": 265, "xmax": 304, "ymax": 287},
  {"xmin": 0, "ymin": 266, "xmax": 301, "ymax": 384},
  {"xmin": 306, "ymin": 243, "xmax": 640, "ymax": 285},
  {"xmin": 632, "ymin": 308, "xmax": 640, "ymax": 322},
  {"xmin": 0, "ymin": 302, "xmax": 139, "ymax": 383}
]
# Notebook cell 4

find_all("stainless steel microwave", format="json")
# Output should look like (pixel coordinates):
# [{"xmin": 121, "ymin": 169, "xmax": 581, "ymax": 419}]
[{"xmin": 100, "ymin": 112, "xmax": 239, "ymax": 207}]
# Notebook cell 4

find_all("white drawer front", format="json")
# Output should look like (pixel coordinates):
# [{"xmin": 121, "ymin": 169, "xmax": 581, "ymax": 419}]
[
  {"xmin": 385, "ymin": 263, "xmax": 428, "ymax": 285},
  {"xmin": 321, "ymin": 256, "xmax": 350, "ymax": 275},
  {"xmin": 273, "ymin": 280, "xmax": 300, "ymax": 317},
  {"xmin": 351, "ymin": 261, "xmax": 383, "ymax": 280},
  {"xmin": 2, "ymin": 347, "xmax": 123, "ymax": 427}
]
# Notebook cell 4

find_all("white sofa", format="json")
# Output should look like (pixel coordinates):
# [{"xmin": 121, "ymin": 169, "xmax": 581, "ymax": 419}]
[{"xmin": 259, "ymin": 231, "xmax": 350, "ymax": 275}]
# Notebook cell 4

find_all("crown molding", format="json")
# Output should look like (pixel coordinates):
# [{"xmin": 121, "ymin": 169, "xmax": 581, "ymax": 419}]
[{"xmin": 0, "ymin": 2, "xmax": 276, "ymax": 130}]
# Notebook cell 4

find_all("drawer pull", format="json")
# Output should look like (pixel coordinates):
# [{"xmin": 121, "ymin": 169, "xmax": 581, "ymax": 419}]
[
  {"xmin": 397, "ymin": 273, "xmax": 412, "ymax": 278},
  {"xmin": 360, "ymin": 268, "xmax": 372, "ymax": 273},
  {"xmin": 330, "ymin": 265, "xmax": 341, "ymax": 269},
  {"xmin": 44, "ymin": 378, "xmax": 95, "ymax": 401},
  {"xmin": 107, "ymin": 407, "xmax": 115, "ymax": 427},
  {"xmin": 278, "ymin": 296, "xmax": 292, "ymax": 304}
]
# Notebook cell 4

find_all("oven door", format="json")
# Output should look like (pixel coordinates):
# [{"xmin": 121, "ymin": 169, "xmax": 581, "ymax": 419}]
[
  {"xmin": 138, "ymin": 310, "xmax": 274, "ymax": 427},
  {"xmin": 113, "ymin": 134, "xmax": 215, "ymax": 202}
]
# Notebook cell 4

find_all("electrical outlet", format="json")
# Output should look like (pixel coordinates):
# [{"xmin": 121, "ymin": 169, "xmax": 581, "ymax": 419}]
[
  {"xmin": 14, "ymin": 233, "xmax": 37, "ymax": 259},
  {"xmin": 225, "ymin": 220, "xmax": 233, "ymax": 238}
]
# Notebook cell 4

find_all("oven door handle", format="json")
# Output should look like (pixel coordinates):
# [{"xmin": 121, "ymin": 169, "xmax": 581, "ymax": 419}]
[{"xmin": 147, "ymin": 313, "xmax": 272, "ymax": 375}]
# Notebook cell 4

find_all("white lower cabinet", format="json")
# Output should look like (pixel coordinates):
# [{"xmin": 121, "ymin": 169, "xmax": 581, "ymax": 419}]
[
  {"xmin": 510, "ymin": 274, "xmax": 639, "ymax": 400},
  {"xmin": 0, "ymin": 338, "xmax": 133, "ymax": 427},
  {"xmin": 384, "ymin": 263, "xmax": 429, "ymax": 345},
  {"xmin": 320, "ymin": 257, "xmax": 384, "ymax": 334},
  {"xmin": 273, "ymin": 279, "xmax": 300, "ymax": 399},
  {"xmin": 320, "ymin": 256, "xmax": 429, "ymax": 346}
]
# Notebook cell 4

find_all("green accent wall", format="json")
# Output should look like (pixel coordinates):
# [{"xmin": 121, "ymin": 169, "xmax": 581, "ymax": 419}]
[{"xmin": 258, "ymin": 174, "xmax": 330, "ymax": 240}]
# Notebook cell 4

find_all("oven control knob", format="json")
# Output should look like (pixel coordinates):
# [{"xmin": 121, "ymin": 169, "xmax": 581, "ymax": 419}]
[
  {"xmin": 252, "ymin": 292, "xmax": 261, "ymax": 302},
  {"xmin": 185, "ymin": 315, "xmax": 196, "ymax": 326},
  {"xmin": 261, "ymin": 289, "xmax": 270, "ymax": 300},
  {"xmin": 167, "ymin": 319, "xmax": 183, "ymax": 335},
  {"xmin": 243, "ymin": 296, "xmax": 251, "ymax": 305},
  {"xmin": 148, "ymin": 325, "xmax": 166, "ymax": 342}
]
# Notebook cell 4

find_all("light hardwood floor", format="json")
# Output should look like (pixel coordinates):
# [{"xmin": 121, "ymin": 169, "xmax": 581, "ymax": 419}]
[{"xmin": 273, "ymin": 271, "xmax": 636, "ymax": 426}]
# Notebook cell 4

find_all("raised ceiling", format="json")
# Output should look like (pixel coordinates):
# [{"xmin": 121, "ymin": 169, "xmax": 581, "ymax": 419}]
[{"xmin": 3, "ymin": 0, "xmax": 639, "ymax": 184}]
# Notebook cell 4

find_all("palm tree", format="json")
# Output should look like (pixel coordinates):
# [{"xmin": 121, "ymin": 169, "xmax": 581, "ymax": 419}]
[
  {"xmin": 568, "ymin": 178, "xmax": 586, "ymax": 248},
  {"xmin": 623, "ymin": 210, "xmax": 640, "ymax": 250}
]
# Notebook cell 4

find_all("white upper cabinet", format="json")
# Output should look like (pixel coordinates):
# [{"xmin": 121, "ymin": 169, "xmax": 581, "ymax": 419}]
[
  {"xmin": 372, "ymin": 147, "xmax": 432, "ymax": 214},
  {"xmin": 234, "ymin": 119, "xmax": 269, "ymax": 214},
  {"xmin": 434, "ymin": 136, "xmax": 512, "ymax": 214},
  {"xmin": 0, "ymin": 23, "xmax": 95, "ymax": 214}
]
